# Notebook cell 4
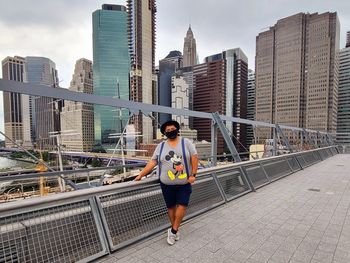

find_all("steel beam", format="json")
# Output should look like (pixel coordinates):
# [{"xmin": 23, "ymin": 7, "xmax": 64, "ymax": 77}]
[
  {"xmin": 0, "ymin": 79, "xmax": 315, "ymax": 132},
  {"xmin": 212, "ymin": 112, "xmax": 241, "ymax": 162},
  {"xmin": 275, "ymin": 124, "xmax": 292, "ymax": 153}
]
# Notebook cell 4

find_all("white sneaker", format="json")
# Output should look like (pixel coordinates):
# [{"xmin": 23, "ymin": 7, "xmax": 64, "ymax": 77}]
[
  {"xmin": 167, "ymin": 228, "xmax": 176, "ymax": 245},
  {"xmin": 175, "ymin": 231, "xmax": 180, "ymax": 241}
]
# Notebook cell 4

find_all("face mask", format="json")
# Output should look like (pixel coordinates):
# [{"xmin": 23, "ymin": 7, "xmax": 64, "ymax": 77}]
[{"xmin": 165, "ymin": 129, "xmax": 179, "ymax": 139}]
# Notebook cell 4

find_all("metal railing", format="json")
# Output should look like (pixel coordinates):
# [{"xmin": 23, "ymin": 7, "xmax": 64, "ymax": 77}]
[
  {"xmin": 0, "ymin": 79, "xmax": 336, "ymax": 168},
  {"xmin": 0, "ymin": 145, "xmax": 339, "ymax": 263}
]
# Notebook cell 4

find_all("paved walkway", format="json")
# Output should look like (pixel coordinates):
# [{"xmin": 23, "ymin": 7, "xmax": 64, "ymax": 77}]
[{"xmin": 97, "ymin": 154, "xmax": 350, "ymax": 263}]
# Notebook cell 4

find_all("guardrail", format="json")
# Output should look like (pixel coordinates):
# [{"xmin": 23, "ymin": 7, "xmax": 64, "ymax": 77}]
[{"xmin": 0, "ymin": 146, "xmax": 339, "ymax": 262}]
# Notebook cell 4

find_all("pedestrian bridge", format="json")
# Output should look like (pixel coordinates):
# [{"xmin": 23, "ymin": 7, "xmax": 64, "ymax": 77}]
[
  {"xmin": 98, "ymin": 152, "xmax": 350, "ymax": 263},
  {"xmin": 1, "ymin": 146, "xmax": 349, "ymax": 263}
]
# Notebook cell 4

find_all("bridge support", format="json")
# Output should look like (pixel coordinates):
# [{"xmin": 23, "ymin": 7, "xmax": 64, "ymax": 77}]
[{"xmin": 212, "ymin": 112, "xmax": 241, "ymax": 163}]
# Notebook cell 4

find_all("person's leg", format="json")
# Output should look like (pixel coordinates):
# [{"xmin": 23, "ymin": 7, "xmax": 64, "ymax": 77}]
[
  {"xmin": 161, "ymin": 183, "xmax": 178, "ymax": 245},
  {"xmin": 173, "ymin": 183, "xmax": 192, "ymax": 231},
  {"xmin": 160, "ymin": 183, "xmax": 177, "ymax": 226},
  {"xmin": 167, "ymin": 207, "xmax": 176, "ymax": 226},
  {"xmin": 172, "ymin": 204, "xmax": 187, "ymax": 231}
]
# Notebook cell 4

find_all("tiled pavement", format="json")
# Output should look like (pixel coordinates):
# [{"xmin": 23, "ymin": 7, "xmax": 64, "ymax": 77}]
[{"xmin": 96, "ymin": 154, "xmax": 350, "ymax": 263}]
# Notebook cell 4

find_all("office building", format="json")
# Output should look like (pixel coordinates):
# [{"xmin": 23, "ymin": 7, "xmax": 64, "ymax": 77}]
[
  {"xmin": 25, "ymin": 56, "xmax": 60, "ymax": 150},
  {"xmin": 2, "ymin": 56, "xmax": 25, "ymax": 147},
  {"xmin": 93, "ymin": 4, "xmax": 130, "ymax": 145},
  {"xmin": 181, "ymin": 66, "xmax": 194, "ymax": 128},
  {"xmin": 337, "ymin": 32, "xmax": 350, "ymax": 145},
  {"xmin": 183, "ymin": 26, "xmax": 198, "ymax": 67},
  {"xmin": 171, "ymin": 72, "xmax": 189, "ymax": 127},
  {"xmin": 158, "ymin": 50, "xmax": 182, "ymax": 124},
  {"xmin": 255, "ymin": 12, "xmax": 340, "ymax": 138},
  {"xmin": 247, "ymin": 69, "xmax": 255, "ymax": 147},
  {"xmin": 61, "ymin": 59, "xmax": 94, "ymax": 152},
  {"xmin": 193, "ymin": 60, "xmax": 226, "ymax": 154},
  {"xmin": 203, "ymin": 48, "xmax": 248, "ymax": 152},
  {"xmin": 127, "ymin": 0, "xmax": 157, "ymax": 143}
]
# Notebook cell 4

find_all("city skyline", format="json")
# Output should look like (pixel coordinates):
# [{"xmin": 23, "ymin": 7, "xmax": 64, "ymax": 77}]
[{"xmin": 1, "ymin": 0, "xmax": 350, "ymax": 138}]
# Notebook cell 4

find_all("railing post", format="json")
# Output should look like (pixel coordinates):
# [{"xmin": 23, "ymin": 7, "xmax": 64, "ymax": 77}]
[
  {"xmin": 90, "ymin": 197, "xmax": 111, "ymax": 254},
  {"xmin": 211, "ymin": 112, "xmax": 241, "ymax": 162},
  {"xmin": 211, "ymin": 172, "xmax": 227, "ymax": 202},
  {"xmin": 259, "ymin": 162, "xmax": 271, "ymax": 183},
  {"xmin": 300, "ymin": 130, "xmax": 304, "ymax": 151},
  {"xmin": 240, "ymin": 167, "xmax": 255, "ymax": 192},
  {"xmin": 211, "ymin": 120, "xmax": 218, "ymax": 166},
  {"xmin": 273, "ymin": 126, "xmax": 277, "ymax": 156}
]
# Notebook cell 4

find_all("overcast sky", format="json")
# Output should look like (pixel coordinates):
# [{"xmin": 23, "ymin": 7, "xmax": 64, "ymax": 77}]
[{"xmin": 1, "ymin": 0, "xmax": 350, "ymax": 139}]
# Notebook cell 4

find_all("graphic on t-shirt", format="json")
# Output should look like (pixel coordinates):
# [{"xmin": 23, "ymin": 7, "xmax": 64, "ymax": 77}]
[{"xmin": 165, "ymin": 151, "xmax": 187, "ymax": 180}]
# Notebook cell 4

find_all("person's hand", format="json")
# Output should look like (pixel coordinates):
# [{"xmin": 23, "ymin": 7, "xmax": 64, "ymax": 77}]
[
  {"xmin": 187, "ymin": 175, "xmax": 196, "ymax": 184},
  {"xmin": 134, "ymin": 174, "xmax": 142, "ymax": 181}
]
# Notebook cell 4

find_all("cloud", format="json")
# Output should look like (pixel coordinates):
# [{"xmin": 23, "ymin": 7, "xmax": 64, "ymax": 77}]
[
  {"xmin": 1, "ymin": 0, "xmax": 350, "ymax": 138},
  {"xmin": 0, "ymin": 0, "xmax": 119, "ymax": 85},
  {"xmin": 0, "ymin": 0, "xmax": 102, "ymax": 28},
  {"xmin": 156, "ymin": 0, "xmax": 350, "ymax": 66},
  {"xmin": 1, "ymin": 0, "xmax": 349, "ymax": 86}
]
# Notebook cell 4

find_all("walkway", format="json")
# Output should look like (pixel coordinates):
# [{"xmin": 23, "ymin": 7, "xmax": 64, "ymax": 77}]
[{"xmin": 97, "ymin": 154, "xmax": 350, "ymax": 263}]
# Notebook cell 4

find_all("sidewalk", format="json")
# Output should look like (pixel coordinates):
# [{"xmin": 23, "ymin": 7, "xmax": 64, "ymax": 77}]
[{"xmin": 97, "ymin": 154, "xmax": 350, "ymax": 263}]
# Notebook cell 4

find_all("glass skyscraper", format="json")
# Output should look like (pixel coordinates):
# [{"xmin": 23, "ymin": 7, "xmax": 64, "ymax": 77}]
[{"xmin": 93, "ymin": 4, "xmax": 130, "ymax": 145}]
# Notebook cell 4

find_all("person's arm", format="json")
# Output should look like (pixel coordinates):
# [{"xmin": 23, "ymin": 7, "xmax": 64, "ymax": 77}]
[
  {"xmin": 134, "ymin": 159, "xmax": 158, "ymax": 181},
  {"xmin": 191, "ymin": 154, "xmax": 198, "ymax": 175},
  {"xmin": 187, "ymin": 154, "xmax": 198, "ymax": 184}
]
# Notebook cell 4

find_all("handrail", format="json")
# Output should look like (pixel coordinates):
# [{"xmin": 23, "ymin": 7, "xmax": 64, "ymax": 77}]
[
  {"xmin": 0, "ymin": 79, "xmax": 327, "ymax": 133},
  {"xmin": 0, "ymin": 163, "xmax": 146, "ymax": 182},
  {"xmin": 0, "ymin": 145, "xmax": 339, "ymax": 263},
  {"xmin": 0, "ymin": 146, "xmax": 335, "ymax": 213}
]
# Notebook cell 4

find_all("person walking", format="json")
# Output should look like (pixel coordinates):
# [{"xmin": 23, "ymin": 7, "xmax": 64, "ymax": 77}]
[{"xmin": 135, "ymin": 120, "xmax": 198, "ymax": 245}]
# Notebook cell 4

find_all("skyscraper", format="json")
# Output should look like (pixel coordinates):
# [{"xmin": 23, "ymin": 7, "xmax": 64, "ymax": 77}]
[
  {"xmin": 247, "ymin": 69, "xmax": 255, "ymax": 147},
  {"xmin": 181, "ymin": 66, "xmax": 194, "ymax": 129},
  {"xmin": 61, "ymin": 59, "xmax": 94, "ymax": 152},
  {"xmin": 2, "ymin": 56, "xmax": 25, "ymax": 147},
  {"xmin": 127, "ymin": 0, "xmax": 157, "ymax": 143},
  {"xmin": 204, "ymin": 48, "xmax": 248, "ymax": 152},
  {"xmin": 346, "ymin": 31, "xmax": 350, "ymax": 48},
  {"xmin": 171, "ymin": 72, "xmax": 190, "ymax": 127},
  {"xmin": 193, "ymin": 60, "xmax": 226, "ymax": 153},
  {"xmin": 93, "ymin": 4, "xmax": 130, "ymax": 145},
  {"xmin": 158, "ymin": 50, "xmax": 182, "ymax": 124},
  {"xmin": 255, "ymin": 12, "xmax": 340, "ymax": 137},
  {"xmin": 25, "ymin": 56, "xmax": 60, "ymax": 150},
  {"xmin": 337, "ymin": 32, "xmax": 350, "ymax": 145},
  {"xmin": 183, "ymin": 26, "xmax": 198, "ymax": 67}
]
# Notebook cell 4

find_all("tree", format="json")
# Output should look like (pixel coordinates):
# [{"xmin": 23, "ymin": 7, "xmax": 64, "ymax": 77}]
[
  {"xmin": 91, "ymin": 156, "xmax": 102, "ymax": 167},
  {"xmin": 41, "ymin": 151, "xmax": 50, "ymax": 162}
]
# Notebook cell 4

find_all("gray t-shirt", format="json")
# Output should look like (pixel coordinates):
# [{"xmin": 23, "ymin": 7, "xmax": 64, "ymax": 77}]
[{"xmin": 152, "ymin": 137, "xmax": 197, "ymax": 185}]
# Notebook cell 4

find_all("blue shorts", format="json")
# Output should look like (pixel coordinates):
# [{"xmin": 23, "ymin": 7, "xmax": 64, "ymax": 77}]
[{"xmin": 160, "ymin": 183, "xmax": 192, "ymax": 208}]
